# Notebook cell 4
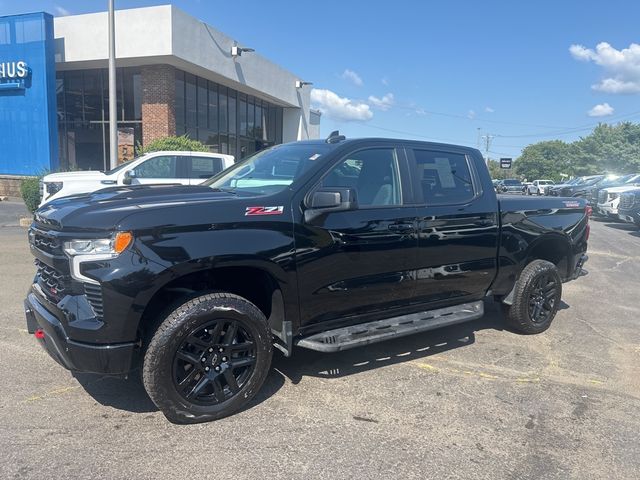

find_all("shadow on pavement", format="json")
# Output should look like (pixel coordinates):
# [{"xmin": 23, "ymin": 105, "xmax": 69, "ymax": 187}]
[
  {"xmin": 272, "ymin": 300, "xmax": 509, "ymax": 385},
  {"xmin": 72, "ymin": 299, "xmax": 564, "ymax": 416},
  {"xmin": 602, "ymin": 222, "xmax": 638, "ymax": 231}
]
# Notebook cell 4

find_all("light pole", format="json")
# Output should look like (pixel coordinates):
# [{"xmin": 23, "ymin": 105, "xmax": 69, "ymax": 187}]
[{"xmin": 108, "ymin": 0, "xmax": 117, "ymax": 169}]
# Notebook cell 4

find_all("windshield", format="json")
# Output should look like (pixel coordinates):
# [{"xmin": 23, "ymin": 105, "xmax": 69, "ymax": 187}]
[
  {"xmin": 583, "ymin": 176, "xmax": 603, "ymax": 186},
  {"xmin": 203, "ymin": 143, "xmax": 335, "ymax": 195},
  {"xmin": 503, "ymin": 179, "xmax": 521, "ymax": 185},
  {"xmin": 539, "ymin": 180, "xmax": 553, "ymax": 185}
]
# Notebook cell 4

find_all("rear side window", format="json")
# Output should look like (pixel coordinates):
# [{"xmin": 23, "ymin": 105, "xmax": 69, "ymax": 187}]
[
  {"xmin": 191, "ymin": 156, "xmax": 224, "ymax": 179},
  {"xmin": 412, "ymin": 149, "xmax": 475, "ymax": 205}
]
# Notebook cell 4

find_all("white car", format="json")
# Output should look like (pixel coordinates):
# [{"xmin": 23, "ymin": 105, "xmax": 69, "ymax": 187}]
[
  {"xmin": 527, "ymin": 179, "xmax": 555, "ymax": 195},
  {"xmin": 596, "ymin": 184, "xmax": 640, "ymax": 217},
  {"xmin": 40, "ymin": 151, "xmax": 235, "ymax": 206}
]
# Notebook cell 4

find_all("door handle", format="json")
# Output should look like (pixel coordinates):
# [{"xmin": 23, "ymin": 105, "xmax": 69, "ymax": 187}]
[{"xmin": 388, "ymin": 223, "xmax": 415, "ymax": 233}]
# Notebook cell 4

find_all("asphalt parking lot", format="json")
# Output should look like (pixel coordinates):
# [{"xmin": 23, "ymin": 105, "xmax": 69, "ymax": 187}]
[{"xmin": 0, "ymin": 205, "xmax": 639, "ymax": 480}]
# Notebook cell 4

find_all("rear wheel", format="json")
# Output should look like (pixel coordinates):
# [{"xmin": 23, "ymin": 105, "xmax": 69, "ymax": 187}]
[
  {"xmin": 502, "ymin": 260, "xmax": 562, "ymax": 334},
  {"xmin": 142, "ymin": 292, "xmax": 273, "ymax": 424}
]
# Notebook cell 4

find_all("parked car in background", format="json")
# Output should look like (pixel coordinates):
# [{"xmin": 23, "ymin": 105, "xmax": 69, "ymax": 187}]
[
  {"xmin": 597, "ymin": 182, "xmax": 640, "ymax": 218},
  {"xmin": 497, "ymin": 178, "xmax": 523, "ymax": 194},
  {"xmin": 40, "ymin": 151, "xmax": 235, "ymax": 206},
  {"xmin": 527, "ymin": 179, "xmax": 555, "ymax": 195},
  {"xmin": 550, "ymin": 175, "xmax": 605, "ymax": 198},
  {"xmin": 546, "ymin": 177, "xmax": 582, "ymax": 196},
  {"xmin": 521, "ymin": 181, "xmax": 533, "ymax": 194},
  {"xmin": 617, "ymin": 188, "xmax": 640, "ymax": 227},
  {"xmin": 588, "ymin": 174, "xmax": 640, "ymax": 206}
]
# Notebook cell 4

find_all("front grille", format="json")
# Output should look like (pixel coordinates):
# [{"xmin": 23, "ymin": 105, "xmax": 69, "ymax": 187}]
[
  {"xmin": 84, "ymin": 284, "xmax": 104, "ymax": 319},
  {"xmin": 619, "ymin": 193, "xmax": 635, "ymax": 210},
  {"xmin": 33, "ymin": 231, "xmax": 62, "ymax": 255},
  {"xmin": 35, "ymin": 258, "xmax": 72, "ymax": 301},
  {"xmin": 598, "ymin": 190, "xmax": 607, "ymax": 204}
]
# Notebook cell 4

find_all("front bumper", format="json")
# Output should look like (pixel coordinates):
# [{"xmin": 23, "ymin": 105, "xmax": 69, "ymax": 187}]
[{"xmin": 24, "ymin": 287, "xmax": 137, "ymax": 375}]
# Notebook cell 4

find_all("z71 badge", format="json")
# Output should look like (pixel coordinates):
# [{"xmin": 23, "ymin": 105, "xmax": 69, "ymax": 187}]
[{"xmin": 245, "ymin": 206, "xmax": 284, "ymax": 216}]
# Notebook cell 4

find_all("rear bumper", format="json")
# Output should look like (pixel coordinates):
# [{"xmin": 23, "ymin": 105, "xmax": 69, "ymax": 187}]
[{"xmin": 24, "ymin": 290, "xmax": 136, "ymax": 375}]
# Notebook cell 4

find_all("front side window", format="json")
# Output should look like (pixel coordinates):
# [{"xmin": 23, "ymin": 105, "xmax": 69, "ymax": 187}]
[
  {"xmin": 320, "ymin": 148, "xmax": 401, "ymax": 207},
  {"xmin": 135, "ymin": 155, "xmax": 178, "ymax": 178},
  {"xmin": 412, "ymin": 149, "xmax": 475, "ymax": 205}
]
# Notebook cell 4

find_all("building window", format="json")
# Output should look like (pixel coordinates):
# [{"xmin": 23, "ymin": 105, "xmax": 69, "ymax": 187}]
[
  {"xmin": 57, "ymin": 67, "xmax": 142, "ymax": 171},
  {"xmin": 171, "ymin": 69, "xmax": 284, "ymax": 161}
]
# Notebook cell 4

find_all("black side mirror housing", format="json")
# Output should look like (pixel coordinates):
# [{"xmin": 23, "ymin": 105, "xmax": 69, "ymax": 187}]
[{"xmin": 304, "ymin": 188, "xmax": 357, "ymax": 223}]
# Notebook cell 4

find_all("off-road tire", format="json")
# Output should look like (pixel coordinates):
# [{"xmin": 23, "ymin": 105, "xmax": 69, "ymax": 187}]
[
  {"xmin": 502, "ymin": 260, "xmax": 562, "ymax": 334},
  {"xmin": 142, "ymin": 292, "xmax": 273, "ymax": 424}
]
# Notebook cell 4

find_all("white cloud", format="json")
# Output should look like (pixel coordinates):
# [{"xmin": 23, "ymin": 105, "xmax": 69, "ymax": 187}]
[
  {"xmin": 368, "ymin": 93, "xmax": 395, "ymax": 111},
  {"xmin": 415, "ymin": 108, "xmax": 427, "ymax": 116},
  {"xmin": 54, "ymin": 5, "xmax": 71, "ymax": 16},
  {"xmin": 381, "ymin": 77, "xmax": 389, "ymax": 86},
  {"xmin": 587, "ymin": 102, "xmax": 614, "ymax": 117},
  {"xmin": 485, "ymin": 106, "xmax": 495, "ymax": 113},
  {"xmin": 310, "ymin": 88, "xmax": 373, "ymax": 122},
  {"xmin": 467, "ymin": 109, "xmax": 476, "ymax": 120},
  {"xmin": 570, "ymin": 42, "xmax": 640, "ymax": 94},
  {"xmin": 340, "ymin": 69, "xmax": 363, "ymax": 87}
]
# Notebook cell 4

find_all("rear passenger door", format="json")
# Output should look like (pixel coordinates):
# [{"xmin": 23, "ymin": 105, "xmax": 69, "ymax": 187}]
[
  {"xmin": 188, "ymin": 156, "xmax": 225, "ymax": 184},
  {"xmin": 407, "ymin": 147, "xmax": 499, "ymax": 307}
]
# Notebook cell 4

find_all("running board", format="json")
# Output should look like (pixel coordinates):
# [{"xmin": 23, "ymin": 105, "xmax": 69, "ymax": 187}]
[{"xmin": 296, "ymin": 301, "xmax": 484, "ymax": 353}]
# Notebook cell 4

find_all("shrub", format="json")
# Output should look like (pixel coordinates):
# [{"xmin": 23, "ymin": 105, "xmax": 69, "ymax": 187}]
[
  {"xmin": 136, "ymin": 135, "xmax": 208, "ymax": 155},
  {"xmin": 20, "ymin": 176, "xmax": 41, "ymax": 213}
]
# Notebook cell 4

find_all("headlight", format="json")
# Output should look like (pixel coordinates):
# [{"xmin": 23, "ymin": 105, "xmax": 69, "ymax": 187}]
[
  {"xmin": 64, "ymin": 232, "xmax": 133, "ymax": 257},
  {"xmin": 45, "ymin": 182, "xmax": 63, "ymax": 195}
]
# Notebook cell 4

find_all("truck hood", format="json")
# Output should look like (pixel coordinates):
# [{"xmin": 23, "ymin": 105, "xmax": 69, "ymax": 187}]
[
  {"xmin": 43, "ymin": 171, "xmax": 107, "ymax": 182},
  {"xmin": 33, "ymin": 184, "xmax": 239, "ymax": 231}
]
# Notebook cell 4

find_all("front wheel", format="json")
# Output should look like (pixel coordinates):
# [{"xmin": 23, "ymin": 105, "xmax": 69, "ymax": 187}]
[
  {"xmin": 142, "ymin": 292, "xmax": 273, "ymax": 424},
  {"xmin": 502, "ymin": 260, "xmax": 562, "ymax": 334}
]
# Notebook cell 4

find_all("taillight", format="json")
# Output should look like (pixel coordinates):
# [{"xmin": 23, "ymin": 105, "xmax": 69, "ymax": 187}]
[{"xmin": 585, "ymin": 205, "xmax": 593, "ymax": 217}]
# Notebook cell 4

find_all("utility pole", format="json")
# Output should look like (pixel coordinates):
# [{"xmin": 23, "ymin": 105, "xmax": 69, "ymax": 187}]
[
  {"xmin": 108, "ymin": 0, "xmax": 117, "ymax": 169},
  {"xmin": 481, "ymin": 134, "xmax": 494, "ymax": 165}
]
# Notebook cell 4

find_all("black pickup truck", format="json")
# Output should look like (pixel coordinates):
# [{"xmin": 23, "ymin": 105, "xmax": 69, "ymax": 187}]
[{"xmin": 25, "ymin": 132, "xmax": 590, "ymax": 423}]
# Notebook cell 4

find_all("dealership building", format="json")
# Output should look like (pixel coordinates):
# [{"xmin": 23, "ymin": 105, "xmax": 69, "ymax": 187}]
[{"xmin": 0, "ymin": 5, "xmax": 320, "ymax": 194}]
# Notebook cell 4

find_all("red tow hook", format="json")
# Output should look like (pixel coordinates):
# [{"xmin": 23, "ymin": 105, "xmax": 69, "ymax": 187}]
[{"xmin": 34, "ymin": 329, "xmax": 45, "ymax": 340}]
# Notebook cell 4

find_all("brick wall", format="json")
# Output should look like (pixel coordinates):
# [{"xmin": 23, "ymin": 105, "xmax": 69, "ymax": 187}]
[
  {"xmin": 141, "ymin": 65, "xmax": 176, "ymax": 146},
  {"xmin": 0, "ymin": 175, "xmax": 29, "ymax": 197}
]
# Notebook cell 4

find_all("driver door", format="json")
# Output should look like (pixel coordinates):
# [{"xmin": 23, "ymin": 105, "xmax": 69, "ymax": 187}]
[{"xmin": 294, "ymin": 145, "xmax": 419, "ymax": 329}]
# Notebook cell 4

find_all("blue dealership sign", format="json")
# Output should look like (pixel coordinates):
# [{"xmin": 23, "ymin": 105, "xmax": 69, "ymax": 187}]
[{"xmin": 0, "ymin": 12, "xmax": 58, "ymax": 175}]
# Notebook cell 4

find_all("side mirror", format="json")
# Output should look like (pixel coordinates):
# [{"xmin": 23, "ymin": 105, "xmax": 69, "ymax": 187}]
[
  {"xmin": 304, "ymin": 188, "xmax": 357, "ymax": 223},
  {"xmin": 122, "ymin": 169, "xmax": 136, "ymax": 185}
]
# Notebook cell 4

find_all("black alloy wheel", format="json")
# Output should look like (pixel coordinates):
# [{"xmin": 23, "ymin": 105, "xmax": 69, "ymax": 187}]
[
  {"xmin": 173, "ymin": 319, "xmax": 256, "ymax": 405},
  {"xmin": 143, "ymin": 292, "xmax": 273, "ymax": 424},
  {"xmin": 527, "ymin": 273, "xmax": 557, "ymax": 324},
  {"xmin": 502, "ymin": 259, "xmax": 562, "ymax": 334}
]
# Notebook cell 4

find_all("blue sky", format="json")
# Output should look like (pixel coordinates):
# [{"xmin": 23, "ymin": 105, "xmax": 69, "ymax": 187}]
[{"xmin": 2, "ymin": 0, "xmax": 640, "ymax": 158}]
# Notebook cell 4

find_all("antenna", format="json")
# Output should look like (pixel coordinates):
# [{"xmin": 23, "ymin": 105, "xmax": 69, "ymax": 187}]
[{"xmin": 326, "ymin": 130, "xmax": 346, "ymax": 144}]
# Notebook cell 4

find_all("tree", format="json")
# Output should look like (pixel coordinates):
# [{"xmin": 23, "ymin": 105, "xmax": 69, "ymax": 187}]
[
  {"xmin": 136, "ymin": 135, "xmax": 208, "ymax": 155},
  {"xmin": 515, "ymin": 140, "xmax": 572, "ymax": 181},
  {"xmin": 516, "ymin": 122, "xmax": 640, "ymax": 180}
]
